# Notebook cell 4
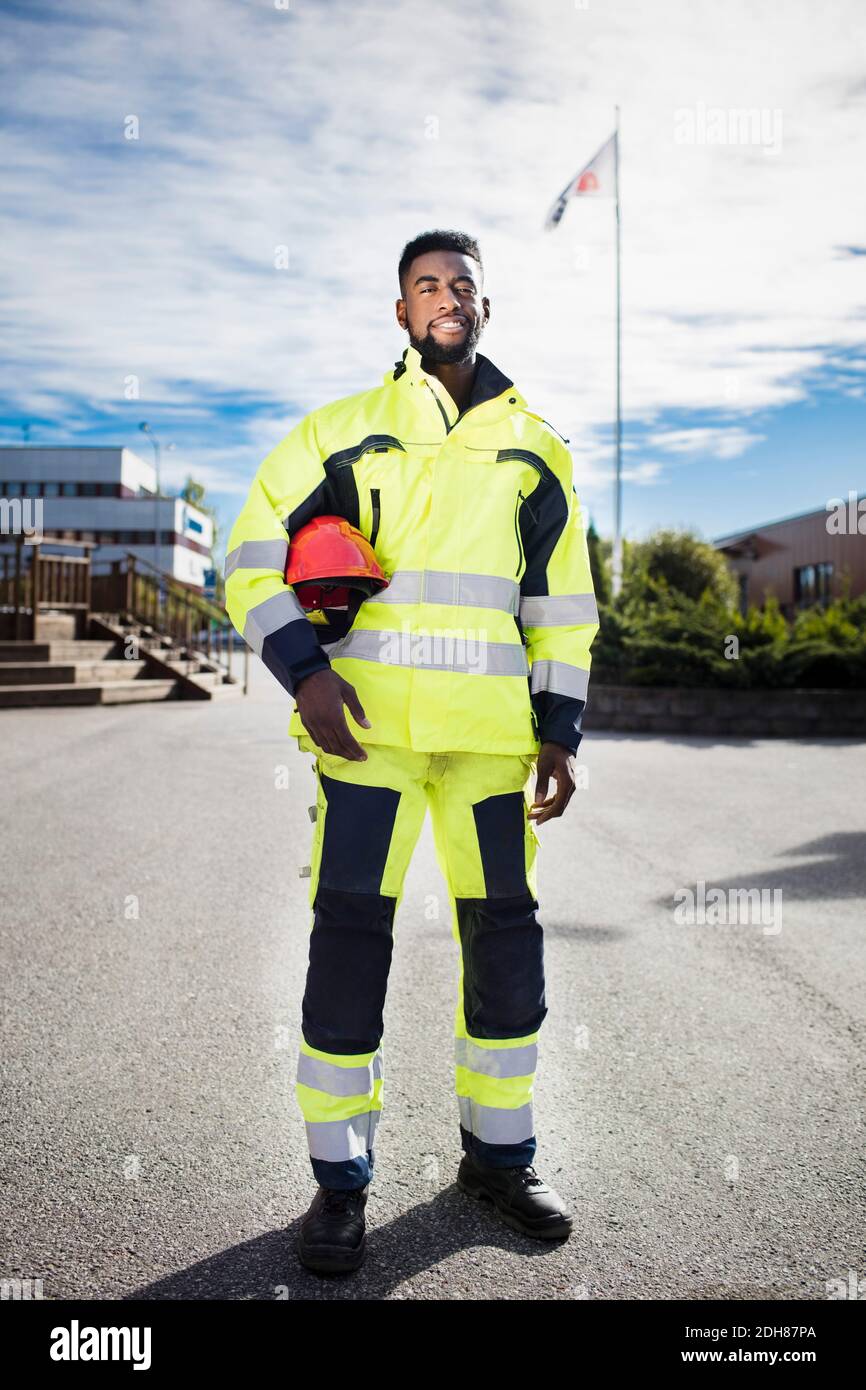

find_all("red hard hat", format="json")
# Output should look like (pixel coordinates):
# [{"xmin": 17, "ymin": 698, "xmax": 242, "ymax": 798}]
[{"xmin": 285, "ymin": 514, "xmax": 388, "ymax": 612}]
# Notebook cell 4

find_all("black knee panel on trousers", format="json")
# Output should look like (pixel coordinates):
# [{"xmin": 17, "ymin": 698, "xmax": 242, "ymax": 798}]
[
  {"xmin": 302, "ymin": 885, "xmax": 396, "ymax": 1055},
  {"xmin": 472, "ymin": 790, "xmax": 531, "ymax": 898},
  {"xmin": 319, "ymin": 773, "xmax": 400, "ymax": 894},
  {"xmin": 455, "ymin": 892, "xmax": 547, "ymax": 1039}
]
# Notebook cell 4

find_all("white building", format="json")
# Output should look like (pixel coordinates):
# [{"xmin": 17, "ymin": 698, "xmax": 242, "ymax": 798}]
[{"xmin": 0, "ymin": 447, "xmax": 213, "ymax": 588}]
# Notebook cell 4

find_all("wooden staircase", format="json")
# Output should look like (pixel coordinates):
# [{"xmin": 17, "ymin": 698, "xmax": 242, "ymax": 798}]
[{"xmin": 0, "ymin": 540, "xmax": 247, "ymax": 709}]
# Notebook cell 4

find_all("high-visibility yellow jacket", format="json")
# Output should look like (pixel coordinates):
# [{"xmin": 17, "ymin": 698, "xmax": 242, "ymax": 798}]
[{"xmin": 225, "ymin": 344, "xmax": 600, "ymax": 755}]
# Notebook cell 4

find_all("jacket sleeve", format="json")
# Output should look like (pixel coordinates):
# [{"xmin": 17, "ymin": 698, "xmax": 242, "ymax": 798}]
[
  {"xmin": 518, "ymin": 439, "xmax": 600, "ymax": 753},
  {"xmin": 224, "ymin": 411, "xmax": 333, "ymax": 696}
]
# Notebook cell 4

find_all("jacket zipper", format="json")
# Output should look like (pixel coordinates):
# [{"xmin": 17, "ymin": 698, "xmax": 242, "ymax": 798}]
[
  {"xmin": 513, "ymin": 490, "xmax": 539, "ymax": 577},
  {"xmin": 426, "ymin": 379, "xmax": 453, "ymax": 435},
  {"xmin": 370, "ymin": 488, "xmax": 381, "ymax": 548},
  {"xmin": 514, "ymin": 493, "xmax": 525, "ymax": 577}
]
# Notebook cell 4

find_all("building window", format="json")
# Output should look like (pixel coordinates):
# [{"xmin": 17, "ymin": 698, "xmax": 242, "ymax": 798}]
[
  {"xmin": 99, "ymin": 532, "xmax": 117, "ymax": 543},
  {"xmin": 44, "ymin": 482, "xmax": 60, "ymax": 497},
  {"xmin": 80, "ymin": 483, "xmax": 98, "ymax": 497},
  {"xmin": 5, "ymin": 481, "xmax": 22, "ymax": 497},
  {"xmin": 61, "ymin": 483, "xmax": 76, "ymax": 496},
  {"xmin": 98, "ymin": 482, "xmax": 116, "ymax": 497},
  {"xmin": 795, "ymin": 562, "xmax": 834, "ymax": 608},
  {"xmin": 815, "ymin": 561, "xmax": 833, "ymax": 604},
  {"xmin": 25, "ymin": 481, "xmax": 41, "ymax": 497},
  {"xmin": 794, "ymin": 565, "xmax": 816, "ymax": 606}
]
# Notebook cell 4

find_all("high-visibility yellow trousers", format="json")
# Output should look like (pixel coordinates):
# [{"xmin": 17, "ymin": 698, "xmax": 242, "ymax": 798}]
[{"xmin": 294, "ymin": 740, "xmax": 546, "ymax": 1191}]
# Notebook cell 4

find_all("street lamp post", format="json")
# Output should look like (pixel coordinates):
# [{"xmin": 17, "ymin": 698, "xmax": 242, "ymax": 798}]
[
  {"xmin": 138, "ymin": 422, "xmax": 162, "ymax": 585},
  {"xmin": 138, "ymin": 424, "xmax": 177, "ymax": 610}
]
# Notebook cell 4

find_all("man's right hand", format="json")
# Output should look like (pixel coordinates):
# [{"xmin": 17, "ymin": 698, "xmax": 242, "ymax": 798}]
[{"xmin": 295, "ymin": 668, "xmax": 370, "ymax": 761}]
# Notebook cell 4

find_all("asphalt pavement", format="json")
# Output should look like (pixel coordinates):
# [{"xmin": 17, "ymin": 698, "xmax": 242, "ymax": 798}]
[{"xmin": 1, "ymin": 658, "xmax": 864, "ymax": 1301}]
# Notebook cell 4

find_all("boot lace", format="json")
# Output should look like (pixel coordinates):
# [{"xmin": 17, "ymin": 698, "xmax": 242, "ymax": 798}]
[
  {"xmin": 509, "ymin": 1164, "xmax": 545, "ymax": 1188},
  {"xmin": 322, "ymin": 1187, "xmax": 363, "ymax": 1215}
]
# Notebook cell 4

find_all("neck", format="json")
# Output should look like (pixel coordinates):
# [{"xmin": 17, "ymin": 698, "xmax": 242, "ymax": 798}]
[{"xmin": 421, "ymin": 354, "xmax": 478, "ymax": 413}]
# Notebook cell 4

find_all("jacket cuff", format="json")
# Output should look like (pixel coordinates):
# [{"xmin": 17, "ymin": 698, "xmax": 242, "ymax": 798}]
[
  {"xmin": 260, "ymin": 620, "xmax": 331, "ymax": 697},
  {"xmin": 533, "ymin": 691, "xmax": 587, "ymax": 754}
]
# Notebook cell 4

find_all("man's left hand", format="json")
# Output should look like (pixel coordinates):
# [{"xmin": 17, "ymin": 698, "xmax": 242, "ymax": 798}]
[{"xmin": 528, "ymin": 741, "xmax": 577, "ymax": 825}]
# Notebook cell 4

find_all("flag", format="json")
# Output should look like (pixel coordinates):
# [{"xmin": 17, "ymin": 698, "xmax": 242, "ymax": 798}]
[{"xmin": 543, "ymin": 132, "xmax": 617, "ymax": 230}]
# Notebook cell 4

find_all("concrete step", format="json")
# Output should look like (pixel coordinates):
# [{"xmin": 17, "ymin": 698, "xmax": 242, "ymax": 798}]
[
  {"xmin": 206, "ymin": 681, "xmax": 244, "ymax": 699},
  {"xmin": 163, "ymin": 657, "xmax": 208, "ymax": 675},
  {"xmin": 0, "ymin": 679, "xmax": 179, "ymax": 709},
  {"xmin": 0, "ymin": 640, "xmax": 119, "ymax": 663},
  {"xmin": 36, "ymin": 615, "xmax": 77, "ymax": 641},
  {"xmin": 0, "ymin": 663, "xmax": 73, "ymax": 686},
  {"xmin": 75, "ymin": 660, "xmax": 149, "ymax": 684},
  {"xmin": 0, "ymin": 661, "xmax": 149, "ymax": 686},
  {"xmin": 100, "ymin": 680, "xmax": 178, "ymax": 704},
  {"xmin": 186, "ymin": 670, "xmax": 222, "ymax": 689},
  {"xmin": 51, "ymin": 640, "xmax": 119, "ymax": 661},
  {"xmin": 0, "ymin": 643, "xmax": 52, "ymax": 663}
]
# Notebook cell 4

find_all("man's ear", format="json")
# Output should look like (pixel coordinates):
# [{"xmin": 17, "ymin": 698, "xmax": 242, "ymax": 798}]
[
  {"xmin": 395, "ymin": 298, "xmax": 407, "ymax": 331},
  {"xmin": 481, "ymin": 295, "xmax": 491, "ymax": 325}
]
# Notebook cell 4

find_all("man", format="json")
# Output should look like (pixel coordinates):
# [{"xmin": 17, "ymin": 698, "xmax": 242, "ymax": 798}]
[{"xmin": 225, "ymin": 229, "xmax": 599, "ymax": 1274}]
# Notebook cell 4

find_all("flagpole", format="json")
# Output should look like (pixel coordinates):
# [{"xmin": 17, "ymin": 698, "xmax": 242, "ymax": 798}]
[{"xmin": 612, "ymin": 104, "xmax": 623, "ymax": 598}]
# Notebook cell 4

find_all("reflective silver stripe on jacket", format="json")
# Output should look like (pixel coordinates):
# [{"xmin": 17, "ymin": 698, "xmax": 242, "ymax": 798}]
[
  {"xmin": 455, "ymin": 1038, "xmax": 538, "ymax": 1079},
  {"xmin": 243, "ymin": 587, "xmax": 309, "ymax": 656},
  {"xmin": 519, "ymin": 593, "xmax": 599, "ymax": 628},
  {"xmin": 305, "ymin": 1109, "xmax": 381, "ymax": 1161},
  {"xmin": 458, "ymin": 1097, "xmax": 534, "ymax": 1144},
  {"xmin": 373, "ymin": 569, "xmax": 520, "ymax": 615},
  {"xmin": 225, "ymin": 539, "xmax": 289, "ymax": 579},
  {"xmin": 530, "ymin": 659, "xmax": 590, "ymax": 701},
  {"xmin": 297, "ymin": 1051, "xmax": 383, "ymax": 1098},
  {"xmin": 329, "ymin": 627, "xmax": 529, "ymax": 676}
]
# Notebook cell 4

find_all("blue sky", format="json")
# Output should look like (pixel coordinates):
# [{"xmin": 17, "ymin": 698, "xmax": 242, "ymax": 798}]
[{"xmin": 1, "ymin": 0, "xmax": 864, "ymax": 558}]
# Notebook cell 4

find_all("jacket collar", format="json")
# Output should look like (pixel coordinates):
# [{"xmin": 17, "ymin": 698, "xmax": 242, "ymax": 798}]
[{"xmin": 387, "ymin": 343, "xmax": 526, "ymax": 424}]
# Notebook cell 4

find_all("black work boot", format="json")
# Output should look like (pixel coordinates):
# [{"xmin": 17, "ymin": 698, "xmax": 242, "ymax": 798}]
[
  {"xmin": 297, "ymin": 1184, "xmax": 368, "ymax": 1274},
  {"xmin": 457, "ymin": 1152, "xmax": 573, "ymax": 1240}
]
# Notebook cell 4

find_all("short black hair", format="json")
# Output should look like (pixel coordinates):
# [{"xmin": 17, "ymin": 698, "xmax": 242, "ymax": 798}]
[{"xmin": 398, "ymin": 229, "xmax": 483, "ymax": 295}]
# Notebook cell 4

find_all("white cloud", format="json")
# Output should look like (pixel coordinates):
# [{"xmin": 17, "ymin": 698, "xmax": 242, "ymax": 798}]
[
  {"xmin": 645, "ymin": 426, "xmax": 765, "ymax": 460},
  {"xmin": 622, "ymin": 460, "xmax": 667, "ymax": 485},
  {"xmin": 1, "ymin": 0, "xmax": 864, "ymax": 512}
]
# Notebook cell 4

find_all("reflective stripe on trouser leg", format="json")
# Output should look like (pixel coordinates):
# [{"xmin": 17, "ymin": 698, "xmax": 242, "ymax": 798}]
[
  {"xmin": 296, "ymin": 1043, "xmax": 384, "ymax": 1191},
  {"xmin": 455, "ymin": 1034, "xmax": 539, "ymax": 1162},
  {"xmin": 427, "ymin": 752, "xmax": 545, "ymax": 1169}
]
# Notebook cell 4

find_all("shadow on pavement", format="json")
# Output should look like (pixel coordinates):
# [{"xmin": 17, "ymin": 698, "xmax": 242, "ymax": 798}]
[
  {"xmin": 541, "ymin": 923, "xmax": 629, "ymax": 942},
  {"xmin": 124, "ymin": 1183, "xmax": 567, "ymax": 1301},
  {"xmin": 653, "ymin": 830, "xmax": 866, "ymax": 908}
]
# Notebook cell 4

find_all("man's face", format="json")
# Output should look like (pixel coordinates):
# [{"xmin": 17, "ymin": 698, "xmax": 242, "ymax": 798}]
[{"xmin": 396, "ymin": 249, "xmax": 489, "ymax": 364}]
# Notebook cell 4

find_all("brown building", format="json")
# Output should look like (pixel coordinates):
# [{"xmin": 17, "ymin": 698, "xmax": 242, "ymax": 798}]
[{"xmin": 714, "ymin": 495, "xmax": 866, "ymax": 617}]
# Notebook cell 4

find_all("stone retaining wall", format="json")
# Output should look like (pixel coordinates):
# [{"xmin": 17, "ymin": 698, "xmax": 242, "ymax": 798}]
[{"xmin": 581, "ymin": 685, "xmax": 866, "ymax": 737}]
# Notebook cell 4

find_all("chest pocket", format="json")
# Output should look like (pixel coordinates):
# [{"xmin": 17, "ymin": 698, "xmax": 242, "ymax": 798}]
[
  {"xmin": 460, "ymin": 446, "xmax": 543, "ymax": 581},
  {"xmin": 354, "ymin": 441, "xmax": 434, "ymax": 562}
]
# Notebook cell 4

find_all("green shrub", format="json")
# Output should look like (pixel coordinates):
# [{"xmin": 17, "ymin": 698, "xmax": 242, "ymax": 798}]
[
  {"xmin": 615, "ymin": 588, "xmax": 746, "ymax": 688},
  {"xmin": 622, "ymin": 529, "xmax": 739, "ymax": 609},
  {"xmin": 588, "ymin": 528, "xmax": 865, "ymax": 689},
  {"xmin": 778, "ymin": 602, "xmax": 866, "ymax": 687}
]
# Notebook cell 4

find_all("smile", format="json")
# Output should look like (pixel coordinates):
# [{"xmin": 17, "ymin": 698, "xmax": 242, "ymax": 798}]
[{"xmin": 432, "ymin": 319, "xmax": 467, "ymax": 332}]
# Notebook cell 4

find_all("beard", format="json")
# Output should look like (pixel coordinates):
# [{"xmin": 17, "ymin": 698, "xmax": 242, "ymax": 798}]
[{"xmin": 409, "ymin": 315, "xmax": 484, "ymax": 365}]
